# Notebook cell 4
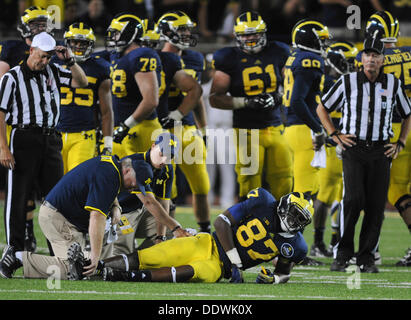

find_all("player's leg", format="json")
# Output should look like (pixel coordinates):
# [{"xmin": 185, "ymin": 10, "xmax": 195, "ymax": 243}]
[{"xmin": 65, "ymin": 130, "xmax": 96, "ymax": 173}]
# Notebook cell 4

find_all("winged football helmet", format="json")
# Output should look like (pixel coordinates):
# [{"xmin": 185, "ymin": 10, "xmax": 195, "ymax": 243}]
[
  {"xmin": 325, "ymin": 41, "xmax": 359, "ymax": 75},
  {"xmin": 292, "ymin": 19, "xmax": 331, "ymax": 55},
  {"xmin": 277, "ymin": 192, "xmax": 313, "ymax": 234},
  {"xmin": 140, "ymin": 19, "xmax": 161, "ymax": 49},
  {"xmin": 233, "ymin": 11, "xmax": 267, "ymax": 54},
  {"xmin": 64, "ymin": 22, "xmax": 96, "ymax": 62},
  {"xmin": 18, "ymin": 6, "xmax": 53, "ymax": 39},
  {"xmin": 366, "ymin": 11, "xmax": 399, "ymax": 43}
]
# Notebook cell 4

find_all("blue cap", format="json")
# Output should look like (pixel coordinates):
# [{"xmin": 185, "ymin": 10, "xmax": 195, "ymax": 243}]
[
  {"xmin": 154, "ymin": 132, "xmax": 179, "ymax": 159},
  {"xmin": 131, "ymin": 159, "xmax": 153, "ymax": 195}
]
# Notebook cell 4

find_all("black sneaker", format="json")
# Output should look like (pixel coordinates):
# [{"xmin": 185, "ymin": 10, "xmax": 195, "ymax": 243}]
[
  {"xmin": 358, "ymin": 263, "xmax": 379, "ymax": 273},
  {"xmin": 330, "ymin": 260, "xmax": 348, "ymax": 272},
  {"xmin": 300, "ymin": 256, "xmax": 324, "ymax": 266},
  {"xmin": 310, "ymin": 243, "xmax": 333, "ymax": 257},
  {"xmin": 0, "ymin": 245, "xmax": 22, "ymax": 278},
  {"xmin": 67, "ymin": 242, "xmax": 86, "ymax": 280},
  {"xmin": 395, "ymin": 247, "xmax": 411, "ymax": 267},
  {"xmin": 103, "ymin": 267, "xmax": 133, "ymax": 282}
]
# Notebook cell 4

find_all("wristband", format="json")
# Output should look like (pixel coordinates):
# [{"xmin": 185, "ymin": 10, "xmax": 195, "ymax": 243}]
[
  {"xmin": 232, "ymin": 97, "xmax": 246, "ymax": 109},
  {"xmin": 397, "ymin": 140, "xmax": 405, "ymax": 148},
  {"xmin": 154, "ymin": 235, "xmax": 167, "ymax": 241},
  {"xmin": 171, "ymin": 225, "xmax": 181, "ymax": 233},
  {"xmin": 226, "ymin": 248, "xmax": 243, "ymax": 268},
  {"xmin": 65, "ymin": 57, "xmax": 75, "ymax": 67},
  {"xmin": 273, "ymin": 275, "xmax": 280, "ymax": 284},
  {"xmin": 124, "ymin": 115, "xmax": 139, "ymax": 129},
  {"xmin": 169, "ymin": 109, "xmax": 184, "ymax": 121},
  {"xmin": 103, "ymin": 136, "xmax": 113, "ymax": 149}
]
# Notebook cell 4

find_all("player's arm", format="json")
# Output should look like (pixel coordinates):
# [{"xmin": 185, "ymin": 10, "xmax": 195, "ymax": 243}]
[
  {"xmin": 84, "ymin": 210, "xmax": 107, "ymax": 276},
  {"xmin": 135, "ymin": 192, "xmax": 190, "ymax": 238},
  {"xmin": 209, "ymin": 70, "xmax": 234, "ymax": 110},
  {"xmin": 193, "ymin": 97, "xmax": 208, "ymax": 132},
  {"xmin": 256, "ymin": 256, "xmax": 294, "ymax": 284},
  {"xmin": 0, "ymin": 61, "xmax": 10, "ymax": 78},
  {"xmin": 154, "ymin": 197, "xmax": 170, "ymax": 242},
  {"xmin": 171, "ymin": 69, "xmax": 203, "ymax": 117},
  {"xmin": 98, "ymin": 78, "xmax": 114, "ymax": 153}
]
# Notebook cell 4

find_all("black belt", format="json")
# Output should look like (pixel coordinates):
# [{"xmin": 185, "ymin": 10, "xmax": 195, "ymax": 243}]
[
  {"xmin": 355, "ymin": 138, "xmax": 389, "ymax": 147},
  {"xmin": 12, "ymin": 124, "xmax": 56, "ymax": 135}
]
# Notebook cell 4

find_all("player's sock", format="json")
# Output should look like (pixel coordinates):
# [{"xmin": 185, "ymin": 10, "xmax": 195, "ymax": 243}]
[
  {"xmin": 314, "ymin": 227, "xmax": 325, "ymax": 245},
  {"xmin": 198, "ymin": 221, "xmax": 211, "ymax": 233}
]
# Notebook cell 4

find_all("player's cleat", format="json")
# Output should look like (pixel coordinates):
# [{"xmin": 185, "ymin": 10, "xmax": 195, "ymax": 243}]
[
  {"xmin": 310, "ymin": 243, "xmax": 333, "ymax": 257},
  {"xmin": 103, "ymin": 267, "xmax": 133, "ymax": 282},
  {"xmin": 330, "ymin": 259, "xmax": 348, "ymax": 272},
  {"xmin": 67, "ymin": 242, "xmax": 86, "ymax": 280},
  {"xmin": 0, "ymin": 245, "xmax": 22, "ymax": 278},
  {"xmin": 300, "ymin": 256, "xmax": 324, "ymax": 266},
  {"xmin": 395, "ymin": 247, "xmax": 411, "ymax": 267}
]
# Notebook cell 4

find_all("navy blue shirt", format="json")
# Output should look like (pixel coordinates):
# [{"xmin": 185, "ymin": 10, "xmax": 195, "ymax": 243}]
[
  {"xmin": 213, "ymin": 41, "xmax": 290, "ymax": 129},
  {"xmin": 0, "ymin": 40, "xmax": 29, "ymax": 68}
]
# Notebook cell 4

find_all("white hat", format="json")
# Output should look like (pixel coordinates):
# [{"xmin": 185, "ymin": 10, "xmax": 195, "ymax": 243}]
[{"xmin": 31, "ymin": 32, "xmax": 56, "ymax": 52}]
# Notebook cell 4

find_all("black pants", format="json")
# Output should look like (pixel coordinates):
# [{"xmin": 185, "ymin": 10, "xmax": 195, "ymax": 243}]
[
  {"xmin": 4, "ymin": 127, "xmax": 63, "ymax": 251},
  {"xmin": 337, "ymin": 143, "xmax": 391, "ymax": 266}
]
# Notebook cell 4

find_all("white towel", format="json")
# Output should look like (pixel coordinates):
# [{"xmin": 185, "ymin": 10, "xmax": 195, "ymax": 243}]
[{"xmin": 311, "ymin": 130, "xmax": 327, "ymax": 168}]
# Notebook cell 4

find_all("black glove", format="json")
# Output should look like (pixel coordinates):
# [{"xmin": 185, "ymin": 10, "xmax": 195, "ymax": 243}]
[
  {"xmin": 245, "ymin": 93, "xmax": 276, "ymax": 111},
  {"xmin": 160, "ymin": 116, "xmax": 176, "ymax": 129},
  {"xmin": 113, "ymin": 122, "xmax": 130, "ymax": 144},
  {"xmin": 229, "ymin": 265, "xmax": 244, "ymax": 283},
  {"xmin": 313, "ymin": 130, "xmax": 326, "ymax": 151},
  {"xmin": 325, "ymin": 136, "xmax": 337, "ymax": 147}
]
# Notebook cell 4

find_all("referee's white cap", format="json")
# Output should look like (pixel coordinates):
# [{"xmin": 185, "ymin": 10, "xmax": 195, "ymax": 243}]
[{"xmin": 31, "ymin": 32, "xmax": 56, "ymax": 52}]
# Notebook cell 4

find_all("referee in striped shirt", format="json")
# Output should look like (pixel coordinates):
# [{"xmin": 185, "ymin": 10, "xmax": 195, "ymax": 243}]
[
  {"xmin": 0, "ymin": 32, "xmax": 88, "ymax": 253},
  {"xmin": 317, "ymin": 34, "xmax": 411, "ymax": 273}
]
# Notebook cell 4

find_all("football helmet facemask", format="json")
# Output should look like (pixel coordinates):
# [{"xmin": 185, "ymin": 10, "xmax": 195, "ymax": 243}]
[
  {"xmin": 18, "ymin": 6, "xmax": 53, "ymax": 39},
  {"xmin": 64, "ymin": 22, "xmax": 96, "ymax": 62},
  {"xmin": 325, "ymin": 41, "xmax": 359, "ymax": 75},
  {"xmin": 105, "ymin": 13, "xmax": 144, "ymax": 53},
  {"xmin": 157, "ymin": 10, "xmax": 198, "ymax": 50},
  {"xmin": 366, "ymin": 11, "xmax": 399, "ymax": 43},
  {"xmin": 277, "ymin": 192, "xmax": 313, "ymax": 234},
  {"xmin": 140, "ymin": 19, "xmax": 161, "ymax": 49},
  {"xmin": 292, "ymin": 19, "xmax": 331, "ymax": 55},
  {"xmin": 234, "ymin": 11, "xmax": 267, "ymax": 54}
]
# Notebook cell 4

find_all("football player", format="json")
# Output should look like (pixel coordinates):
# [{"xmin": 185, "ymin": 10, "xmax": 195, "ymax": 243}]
[
  {"xmin": 210, "ymin": 11, "xmax": 293, "ymax": 203},
  {"xmin": 0, "ymin": 6, "xmax": 54, "ymax": 252},
  {"xmin": 282, "ymin": 19, "xmax": 331, "ymax": 198},
  {"xmin": 72, "ymin": 188, "xmax": 312, "ymax": 283},
  {"xmin": 106, "ymin": 13, "xmax": 163, "ymax": 159},
  {"xmin": 56, "ymin": 23, "xmax": 113, "ymax": 174},
  {"xmin": 363, "ymin": 11, "xmax": 411, "ymax": 266},
  {"xmin": 157, "ymin": 11, "xmax": 212, "ymax": 234},
  {"xmin": 310, "ymin": 41, "xmax": 358, "ymax": 258}
]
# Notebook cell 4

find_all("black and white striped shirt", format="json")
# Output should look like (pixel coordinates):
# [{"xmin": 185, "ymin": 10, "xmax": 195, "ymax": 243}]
[
  {"xmin": 321, "ymin": 70, "xmax": 411, "ymax": 141},
  {"xmin": 0, "ymin": 60, "xmax": 72, "ymax": 128}
]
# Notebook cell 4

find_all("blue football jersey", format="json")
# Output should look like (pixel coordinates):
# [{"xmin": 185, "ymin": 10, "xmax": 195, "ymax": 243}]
[
  {"xmin": 0, "ymin": 40, "xmax": 30, "ymax": 69},
  {"xmin": 213, "ymin": 187, "xmax": 308, "ymax": 277},
  {"xmin": 45, "ymin": 155, "xmax": 123, "ymax": 232},
  {"xmin": 56, "ymin": 56, "xmax": 111, "ymax": 132},
  {"xmin": 167, "ymin": 49, "xmax": 205, "ymax": 126},
  {"xmin": 117, "ymin": 151, "xmax": 173, "ymax": 213},
  {"xmin": 212, "ymin": 41, "xmax": 290, "ymax": 129},
  {"xmin": 156, "ymin": 51, "xmax": 184, "ymax": 122},
  {"xmin": 109, "ymin": 47, "xmax": 162, "ymax": 125},
  {"xmin": 283, "ymin": 48, "xmax": 325, "ymax": 127}
]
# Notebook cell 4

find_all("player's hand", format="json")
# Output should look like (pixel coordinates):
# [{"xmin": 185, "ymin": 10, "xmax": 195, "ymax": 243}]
[
  {"xmin": 230, "ymin": 265, "xmax": 244, "ymax": 283},
  {"xmin": 245, "ymin": 93, "xmax": 276, "ymax": 111},
  {"xmin": 172, "ymin": 226, "xmax": 191, "ymax": 238},
  {"xmin": 113, "ymin": 122, "xmax": 130, "ymax": 144},
  {"xmin": 312, "ymin": 129, "xmax": 326, "ymax": 151},
  {"xmin": 256, "ymin": 266, "xmax": 274, "ymax": 284}
]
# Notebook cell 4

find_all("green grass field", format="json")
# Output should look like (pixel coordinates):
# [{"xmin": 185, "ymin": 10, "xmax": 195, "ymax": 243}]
[{"xmin": 0, "ymin": 204, "xmax": 410, "ymax": 301}]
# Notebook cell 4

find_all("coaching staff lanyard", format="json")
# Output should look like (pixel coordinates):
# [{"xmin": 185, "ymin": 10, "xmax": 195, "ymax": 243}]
[
  {"xmin": 0, "ymin": 59, "xmax": 64, "ymax": 251},
  {"xmin": 317, "ymin": 68, "xmax": 411, "ymax": 266}
]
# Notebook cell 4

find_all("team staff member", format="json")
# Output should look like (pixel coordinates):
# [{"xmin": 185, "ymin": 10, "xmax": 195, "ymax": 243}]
[
  {"xmin": 157, "ymin": 11, "xmax": 211, "ymax": 233},
  {"xmin": 0, "ymin": 32, "xmax": 88, "ymax": 254},
  {"xmin": 0, "ymin": 6, "xmax": 55, "ymax": 252},
  {"xmin": 364, "ymin": 11, "xmax": 411, "ymax": 267},
  {"xmin": 57, "ymin": 23, "xmax": 113, "ymax": 173},
  {"xmin": 317, "ymin": 35, "xmax": 411, "ymax": 273},
  {"xmin": 210, "ymin": 11, "xmax": 292, "ymax": 202},
  {"xmin": 106, "ymin": 13, "xmax": 163, "ymax": 159},
  {"xmin": 112, "ymin": 132, "xmax": 178, "ymax": 255},
  {"xmin": 74, "ymin": 188, "xmax": 313, "ymax": 284},
  {"xmin": 0, "ymin": 154, "xmax": 187, "ymax": 279}
]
